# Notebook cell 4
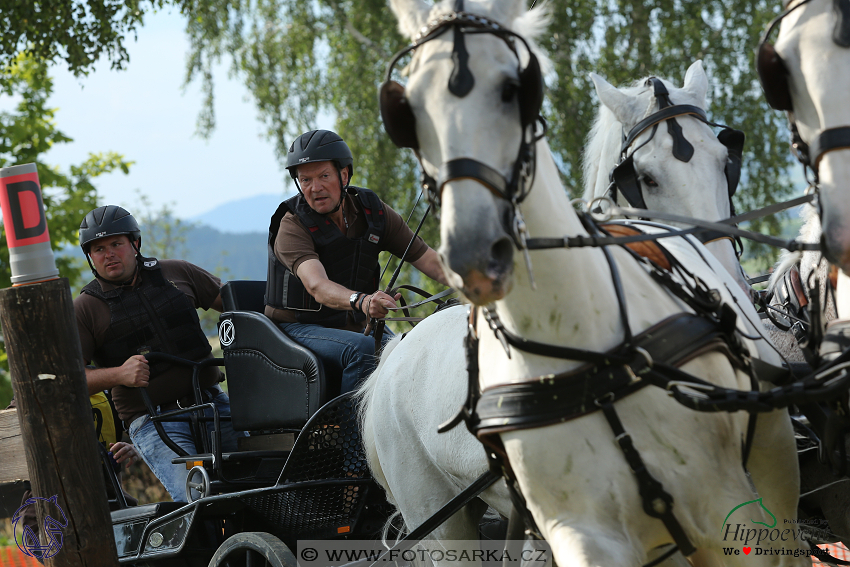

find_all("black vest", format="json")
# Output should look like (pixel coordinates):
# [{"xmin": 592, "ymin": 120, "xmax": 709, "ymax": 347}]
[
  {"xmin": 81, "ymin": 258, "xmax": 212, "ymax": 377},
  {"xmin": 265, "ymin": 187, "xmax": 386, "ymax": 328}
]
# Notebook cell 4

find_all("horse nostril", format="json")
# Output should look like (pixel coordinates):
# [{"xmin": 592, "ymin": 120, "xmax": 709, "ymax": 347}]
[{"xmin": 486, "ymin": 237, "xmax": 514, "ymax": 279}]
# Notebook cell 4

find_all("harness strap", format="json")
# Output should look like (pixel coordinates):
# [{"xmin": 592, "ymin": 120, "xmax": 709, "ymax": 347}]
[
  {"xmin": 598, "ymin": 400, "xmax": 697, "ymax": 556},
  {"xmin": 482, "ymin": 307, "xmax": 629, "ymax": 365},
  {"xmin": 472, "ymin": 313, "xmax": 736, "ymax": 433}
]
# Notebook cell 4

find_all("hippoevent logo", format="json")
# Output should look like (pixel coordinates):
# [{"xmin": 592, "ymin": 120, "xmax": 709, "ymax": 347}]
[
  {"xmin": 720, "ymin": 497, "xmax": 830, "ymax": 559},
  {"xmin": 12, "ymin": 494, "xmax": 68, "ymax": 560}
]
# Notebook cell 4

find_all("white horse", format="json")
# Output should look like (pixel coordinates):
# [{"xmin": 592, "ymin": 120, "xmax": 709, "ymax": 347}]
[
  {"xmin": 580, "ymin": 63, "xmax": 812, "ymax": 363},
  {"xmin": 361, "ymin": 0, "xmax": 805, "ymax": 566},
  {"xmin": 582, "ymin": 61, "xmax": 752, "ymax": 296},
  {"xmin": 759, "ymin": 0, "xmax": 850, "ymax": 329},
  {"xmin": 763, "ymin": 0, "xmax": 850, "ymax": 278},
  {"xmin": 757, "ymin": 0, "xmax": 850, "ymax": 542}
]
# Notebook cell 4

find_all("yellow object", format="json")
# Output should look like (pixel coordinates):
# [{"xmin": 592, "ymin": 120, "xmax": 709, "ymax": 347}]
[{"xmin": 90, "ymin": 391, "xmax": 119, "ymax": 447}]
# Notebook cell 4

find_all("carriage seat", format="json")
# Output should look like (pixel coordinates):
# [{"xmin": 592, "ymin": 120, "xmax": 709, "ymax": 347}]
[{"xmin": 219, "ymin": 281, "xmax": 337, "ymax": 432}]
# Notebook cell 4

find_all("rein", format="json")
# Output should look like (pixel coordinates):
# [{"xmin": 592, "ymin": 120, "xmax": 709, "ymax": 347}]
[{"xmin": 525, "ymin": 194, "xmax": 819, "ymax": 253}]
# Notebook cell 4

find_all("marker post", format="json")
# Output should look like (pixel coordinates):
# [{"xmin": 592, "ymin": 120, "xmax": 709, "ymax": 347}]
[{"xmin": 0, "ymin": 164, "xmax": 118, "ymax": 566}]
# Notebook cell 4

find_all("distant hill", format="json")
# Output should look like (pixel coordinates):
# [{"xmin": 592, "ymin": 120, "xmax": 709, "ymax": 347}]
[
  {"xmin": 182, "ymin": 225, "xmax": 267, "ymax": 282},
  {"xmin": 180, "ymin": 193, "xmax": 300, "ymax": 282},
  {"xmin": 190, "ymin": 193, "xmax": 291, "ymax": 234}
]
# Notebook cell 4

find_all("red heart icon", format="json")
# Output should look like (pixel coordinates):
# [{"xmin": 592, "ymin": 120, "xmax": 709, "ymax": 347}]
[{"xmin": 743, "ymin": 547, "xmax": 751, "ymax": 555}]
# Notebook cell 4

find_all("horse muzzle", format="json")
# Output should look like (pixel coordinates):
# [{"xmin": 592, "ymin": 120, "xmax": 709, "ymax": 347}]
[{"xmin": 437, "ymin": 179, "xmax": 515, "ymax": 304}]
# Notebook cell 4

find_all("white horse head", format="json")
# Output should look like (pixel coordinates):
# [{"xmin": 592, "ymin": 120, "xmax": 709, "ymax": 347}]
[
  {"xmin": 384, "ymin": 0, "xmax": 552, "ymax": 304},
  {"xmin": 583, "ymin": 62, "xmax": 750, "ymax": 294},
  {"xmin": 765, "ymin": 0, "xmax": 850, "ymax": 273},
  {"xmin": 377, "ymin": 0, "xmax": 802, "ymax": 565}
]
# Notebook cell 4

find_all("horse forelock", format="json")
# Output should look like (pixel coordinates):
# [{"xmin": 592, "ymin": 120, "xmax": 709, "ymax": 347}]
[{"xmin": 408, "ymin": 0, "xmax": 552, "ymax": 72}]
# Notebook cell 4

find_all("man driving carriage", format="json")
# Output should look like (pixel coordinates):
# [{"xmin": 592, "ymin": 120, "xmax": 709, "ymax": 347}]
[
  {"xmin": 264, "ymin": 129, "xmax": 447, "ymax": 395},
  {"xmin": 76, "ymin": 205, "xmax": 245, "ymax": 502}
]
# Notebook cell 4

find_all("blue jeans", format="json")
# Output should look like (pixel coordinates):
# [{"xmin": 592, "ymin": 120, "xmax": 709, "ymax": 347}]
[
  {"xmin": 128, "ymin": 388, "xmax": 246, "ymax": 502},
  {"xmin": 279, "ymin": 323, "xmax": 394, "ymax": 394}
]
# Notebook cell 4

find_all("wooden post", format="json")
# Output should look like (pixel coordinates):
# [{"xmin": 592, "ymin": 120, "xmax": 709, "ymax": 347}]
[{"xmin": 0, "ymin": 281, "xmax": 119, "ymax": 567}]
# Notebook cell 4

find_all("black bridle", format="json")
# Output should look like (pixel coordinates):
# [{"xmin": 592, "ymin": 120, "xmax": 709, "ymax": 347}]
[
  {"xmin": 608, "ymin": 77, "xmax": 745, "ymax": 228},
  {"xmin": 379, "ymin": 0, "xmax": 545, "ymax": 230},
  {"xmin": 757, "ymin": 0, "xmax": 850, "ymax": 177}
]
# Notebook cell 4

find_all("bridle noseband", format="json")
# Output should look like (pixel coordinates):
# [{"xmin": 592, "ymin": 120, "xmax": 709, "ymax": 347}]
[{"xmin": 379, "ymin": 1, "xmax": 545, "ymax": 225}]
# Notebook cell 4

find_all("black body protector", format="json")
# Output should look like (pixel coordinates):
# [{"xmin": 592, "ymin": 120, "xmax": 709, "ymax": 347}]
[
  {"xmin": 265, "ymin": 187, "xmax": 386, "ymax": 328},
  {"xmin": 81, "ymin": 258, "xmax": 212, "ymax": 377}
]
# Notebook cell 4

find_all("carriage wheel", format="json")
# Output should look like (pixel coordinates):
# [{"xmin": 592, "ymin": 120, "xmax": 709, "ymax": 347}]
[{"xmin": 208, "ymin": 532, "xmax": 296, "ymax": 567}]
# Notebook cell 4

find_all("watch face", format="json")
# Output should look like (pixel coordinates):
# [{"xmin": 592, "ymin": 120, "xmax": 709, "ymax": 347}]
[{"xmin": 350, "ymin": 293, "xmax": 359, "ymax": 303}]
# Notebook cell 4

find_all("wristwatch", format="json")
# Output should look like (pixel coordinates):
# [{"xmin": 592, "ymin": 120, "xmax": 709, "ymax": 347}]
[{"xmin": 349, "ymin": 292, "xmax": 364, "ymax": 312}]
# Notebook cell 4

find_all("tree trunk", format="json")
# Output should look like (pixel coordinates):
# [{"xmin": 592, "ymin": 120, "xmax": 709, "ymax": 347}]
[{"xmin": 0, "ymin": 278, "xmax": 118, "ymax": 567}]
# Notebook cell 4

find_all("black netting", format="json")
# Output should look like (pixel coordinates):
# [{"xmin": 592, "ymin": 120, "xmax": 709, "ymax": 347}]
[{"xmin": 238, "ymin": 394, "xmax": 370, "ymax": 533}]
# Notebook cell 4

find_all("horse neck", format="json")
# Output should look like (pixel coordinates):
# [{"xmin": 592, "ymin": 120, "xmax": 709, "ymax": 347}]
[{"xmin": 483, "ymin": 140, "xmax": 676, "ymax": 380}]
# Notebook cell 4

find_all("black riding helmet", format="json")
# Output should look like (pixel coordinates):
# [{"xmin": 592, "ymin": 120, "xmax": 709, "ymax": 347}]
[
  {"xmin": 80, "ymin": 205, "xmax": 142, "ymax": 278},
  {"xmin": 285, "ymin": 130, "xmax": 354, "ymax": 181},
  {"xmin": 285, "ymin": 130, "xmax": 354, "ymax": 216},
  {"xmin": 79, "ymin": 205, "xmax": 141, "ymax": 253}
]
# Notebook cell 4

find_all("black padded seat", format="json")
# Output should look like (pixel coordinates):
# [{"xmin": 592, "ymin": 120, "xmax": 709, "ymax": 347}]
[{"xmin": 219, "ymin": 281, "xmax": 333, "ymax": 432}]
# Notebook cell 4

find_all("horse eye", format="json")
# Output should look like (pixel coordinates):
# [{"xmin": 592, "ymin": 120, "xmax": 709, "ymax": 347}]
[
  {"xmin": 641, "ymin": 175, "xmax": 658, "ymax": 188},
  {"xmin": 501, "ymin": 80, "xmax": 519, "ymax": 103}
]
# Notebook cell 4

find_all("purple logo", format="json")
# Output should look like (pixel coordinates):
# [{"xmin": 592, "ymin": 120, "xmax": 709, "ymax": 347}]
[{"xmin": 12, "ymin": 494, "xmax": 68, "ymax": 559}]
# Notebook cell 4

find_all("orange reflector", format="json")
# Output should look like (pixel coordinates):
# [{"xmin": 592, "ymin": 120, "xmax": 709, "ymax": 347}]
[
  {"xmin": 337, "ymin": 526, "xmax": 351, "ymax": 534},
  {"xmin": 185, "ymin": 461, "xmax": 204, "ymax": 470}
]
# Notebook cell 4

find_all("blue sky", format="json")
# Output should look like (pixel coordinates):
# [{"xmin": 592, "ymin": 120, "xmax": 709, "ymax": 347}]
[{"xmin": 5, "ymin": 7, "xmax": 334, "ymax": 221}]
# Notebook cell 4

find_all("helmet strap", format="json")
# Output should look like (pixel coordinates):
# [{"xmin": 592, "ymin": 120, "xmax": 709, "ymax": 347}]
[
  {"xmin": 86, "ymin": 237, "xmax": 143, "ymax": 284},
  {"xmin": 293, "ymin": 165, "xmax": 349, "ymax": 216}
]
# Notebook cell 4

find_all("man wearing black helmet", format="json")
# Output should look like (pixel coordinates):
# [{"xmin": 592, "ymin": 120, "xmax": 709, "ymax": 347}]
[
  {"xmin": 76, "ymin": 205, "xmax": 244, "ymax": 502},
  {"xmin": 265, "ymin": 130, "xmax": 447, "ymax": 394}
]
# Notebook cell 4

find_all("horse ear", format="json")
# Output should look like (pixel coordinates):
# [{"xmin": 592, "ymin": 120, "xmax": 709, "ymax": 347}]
[
  {"xmin": 682, "ymin": 60, "xmax": 709, "ymax": 106},
  {"xmin": 389, "ymin": 0, "xmax": 433, "ymax": 39},
  {"xmin": 591, "ymin": 73, "xmax": 644, "ymax": 126}
]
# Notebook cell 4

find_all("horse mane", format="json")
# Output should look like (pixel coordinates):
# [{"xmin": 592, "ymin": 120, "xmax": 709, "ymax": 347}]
[
  {"xmin": 767, "ymin": 204, "xmax": 821, "ymax": 291},
  {"xmin": 581, "ymin": 75, "xmax": 702, "ymax": 201}
]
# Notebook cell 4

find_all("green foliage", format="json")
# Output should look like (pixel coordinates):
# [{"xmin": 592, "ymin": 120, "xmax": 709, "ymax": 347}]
[
  {"xmin": 0, "ymin": 0, "xmax": 196, "ymax": 76},
  {"xmin": 127, "ymin": 190, "xmax": 195, "ymax": 260},
  {"xmin": 542, "ymin": 0, "xmax": 794, "ymax": 253},
  {"xmin": 0, "ymin": 372, "xmax": 12, "ymax": 409},
  {"xmin": 0, "ymin": 55, "xmax": 132, "ymax": 386},
  {"xmin": 181, "ymin": 0, "xmax": 795, "ymax": 271}
]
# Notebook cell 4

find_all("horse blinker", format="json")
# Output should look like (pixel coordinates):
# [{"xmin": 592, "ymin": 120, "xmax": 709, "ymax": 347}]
[
  {"xmin": 380, "ymin": 80, "xmax": 419, "ymax": 149},
  {"xmin": 756, "ymin": 41, "xmax": 794, "ymax": 111}
]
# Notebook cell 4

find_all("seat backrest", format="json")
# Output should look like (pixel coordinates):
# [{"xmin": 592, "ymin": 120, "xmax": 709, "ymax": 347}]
[
  {"xmin": 219, "ymin": 310, "xmax": 330, "ymax": 431},
  {"xmin": 221, "ymin": 280, "xmax": 266, "ymax": 313}
]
